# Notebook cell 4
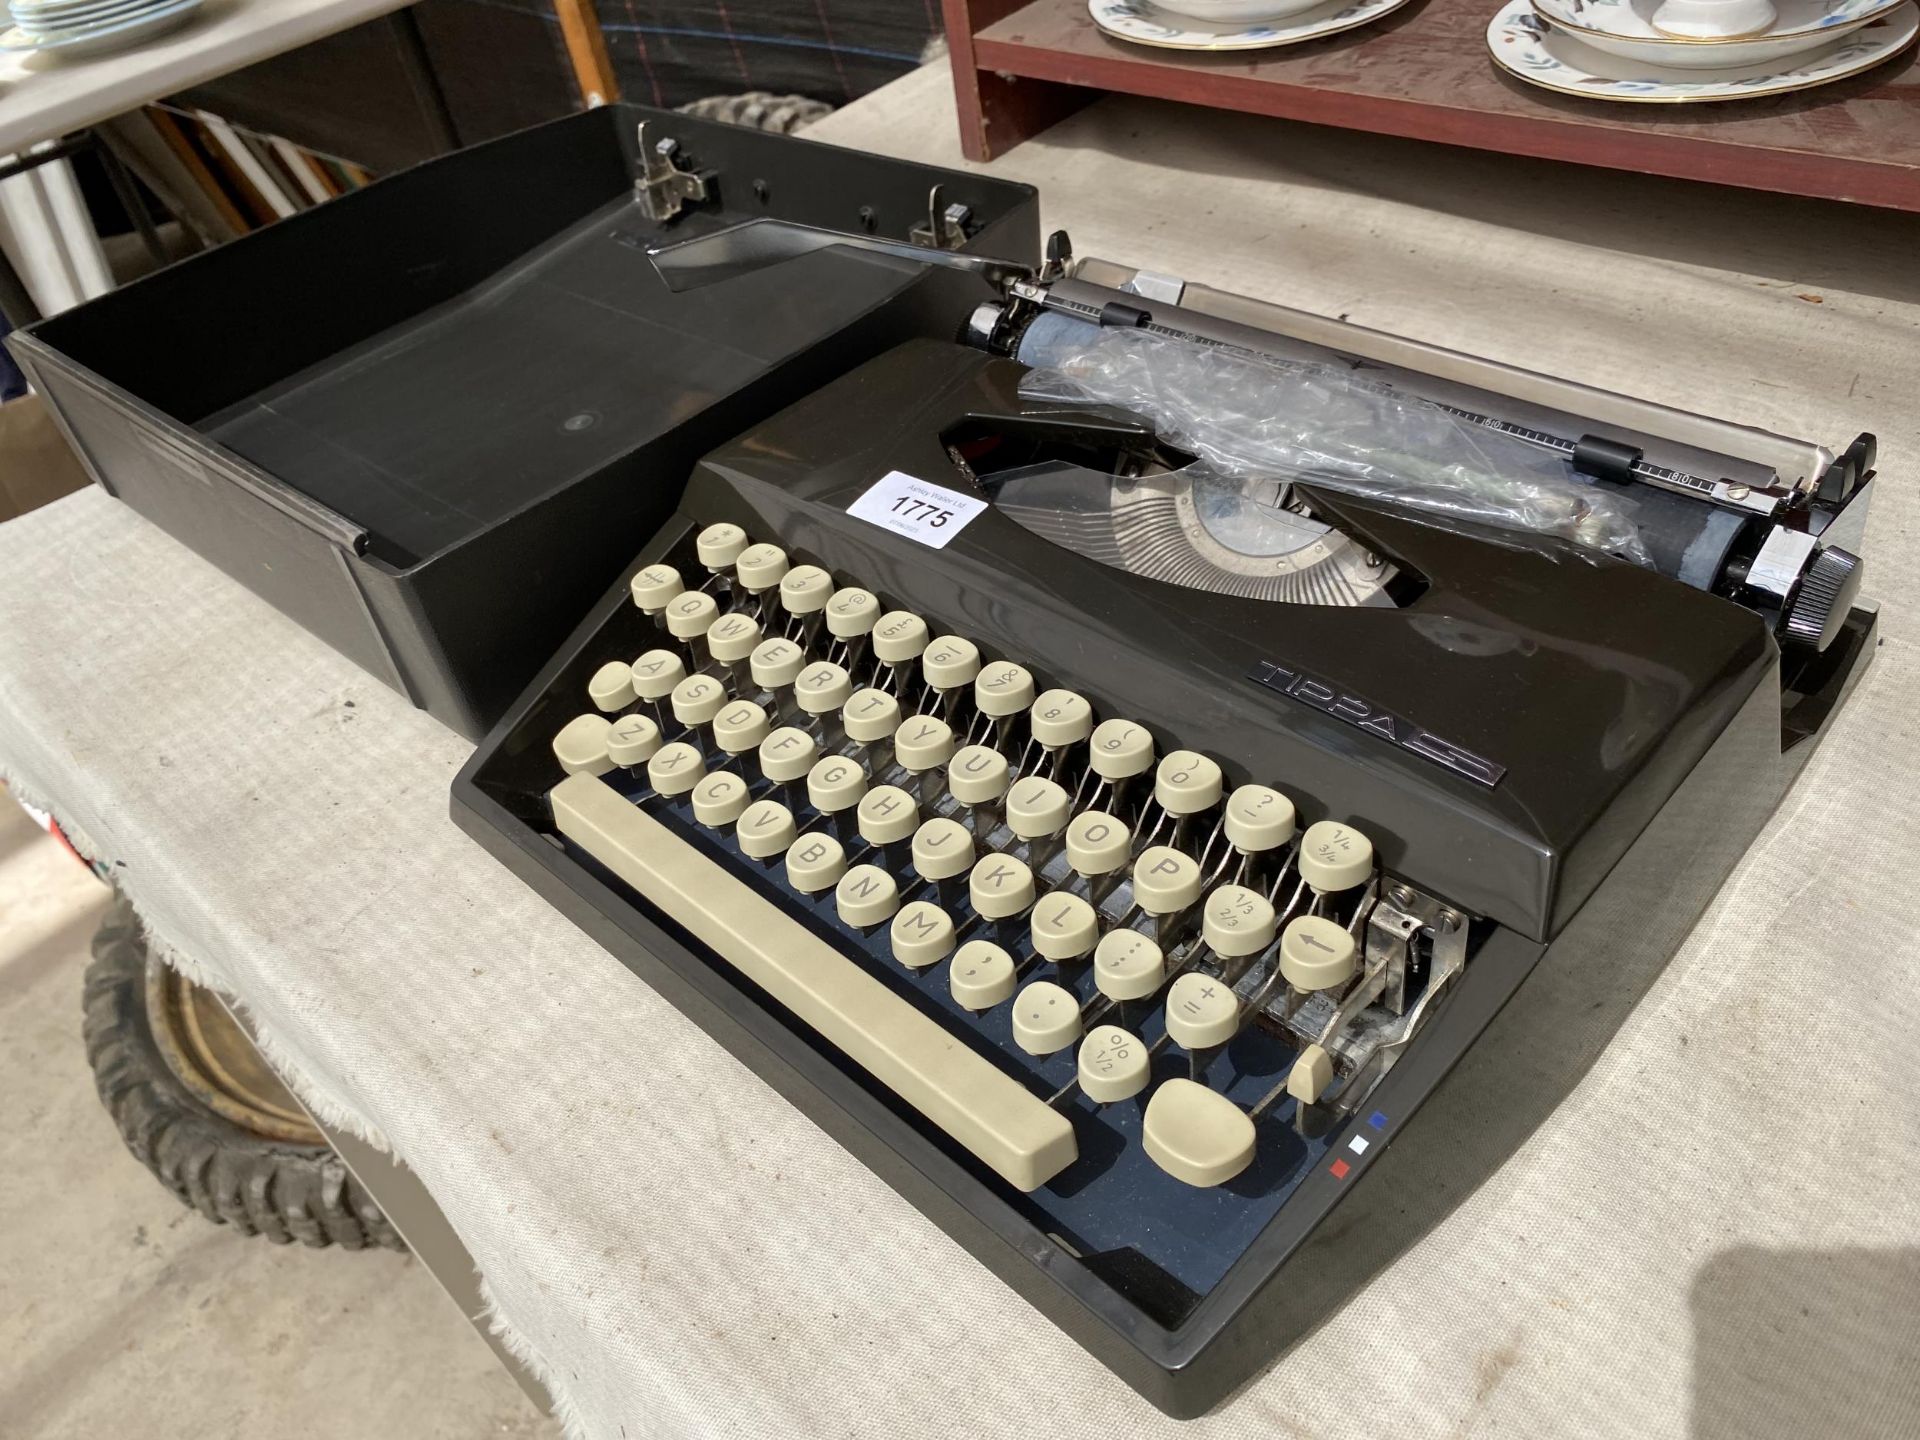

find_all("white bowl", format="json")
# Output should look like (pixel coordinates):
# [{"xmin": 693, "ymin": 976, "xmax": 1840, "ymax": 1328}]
[
  {"xmin": 1650, "ymin": 0, "xmax": 1776, "ymax": 34},
  {"xmin": 1149, "ymin": 0, "xmax": 1332, "ymax": 22},
  {"xmin": 1532, "ymin": 0, "xmax": 1882, "ymax": 63}
]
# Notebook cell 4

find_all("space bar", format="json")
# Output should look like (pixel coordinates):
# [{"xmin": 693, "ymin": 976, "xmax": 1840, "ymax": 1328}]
[{"xmin": 550, "ymin": 773, "xmax": 1078, "ymax": 1192}]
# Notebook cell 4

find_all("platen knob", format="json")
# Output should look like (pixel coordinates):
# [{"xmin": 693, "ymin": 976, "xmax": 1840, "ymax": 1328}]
[{"xmin": 1783, "ymin": 545, "xmax": 1863, "ymax": 652}]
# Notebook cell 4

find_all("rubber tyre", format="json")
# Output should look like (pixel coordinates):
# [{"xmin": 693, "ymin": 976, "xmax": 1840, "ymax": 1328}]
[
  {"xmin": 677, "ymin": 90, "xmax": 834, "ymax": 134},
  {"xmin": 82, "ymin": 897, "xmax": 404, "ymax": 1251}
]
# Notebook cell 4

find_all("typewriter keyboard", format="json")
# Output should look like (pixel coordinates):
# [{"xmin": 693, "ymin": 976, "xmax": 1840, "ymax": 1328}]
[{"xmin": 545, "ymin": 522, "xmax": 1425, "ymax": 1298}]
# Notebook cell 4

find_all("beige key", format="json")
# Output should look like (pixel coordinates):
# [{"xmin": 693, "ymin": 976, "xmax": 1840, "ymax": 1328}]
[
  {"xmin": 969, "ymin": 854, "xmax": 1036, "ymax": 919},
  {"xmin": 872, "ymin": 610, "xmax": 929, "ymax": 663},
  {"xmin": 795, "ymin": 660, "xmax": 853, "ymax": 716},
  {"xmin": 974, "ymin": 661, "xmax": 1035, "ymax": 718},
  {"xmin": 704, "ymin": 612, "xmax": 762, "ymax": 664},
  {"xmin": 856, "ymin": 785, "xmax": 918, "ymax": 845},
  {"xmin": 588, "ymin": 660, "xmax": 635, "ymax": 712},
  {"xmin": 785, "ymin": 831, "xmax": 846, "ymax": 893},
  {"xmin": 549, "ymin": 773, "xmax": 1077, "ymax": 1189},
  {"xmin": 1166, "ymin": 973, "xmax": 1239, "ymax": 1050},
  {"xmin": 553, "ymin": 714, "xmax": 616, "ymax": 776},
  {"xmin": 826, "ymin": 586, "xmax": 881, "ymax": 639},
  {"xmin": 922, "ymin": 635, "xmax": 981, "ymax": 693},
  {"xmin": 630, "ymin": 562, "xmax": 683, "ymax": 612},
  {"xmin": 670, "ymin": 673, "xmax": 727, "ymax": 727},
  {"xmin": 1143, "ymin": 1079, "xmax": 1255, "ymax": 1187},
  {"xmin": 1066, "ymin": 810, "xmax": 1132, "ymax": 877},
  {"xmin": 1202, "ymin": 884, "xmax": 1277, "ymax": 958},
  {"xmin": 736, "ymin": 799, "xmax": 797, "ymax": 859},
  {"xmin": 911, "ymin": 817, "xmax": 973, "ymax": 880},
  {"xmin": 807, "ymin": 755, "xmax": 867, "ymax": 815},
  {"xmin": 950, "ymin": 940, "xmax": 1016, "ymax": 1011},
  {"xmin": 835, "ymin": 864, "xmax": 899, "ymax": 928},
  {"xmin": 1078, "ymin": 1026, "xmax": 1150, "ymax": 1104},
  {"xmin": 1012, "ymin": 980, "xmax": 1082, "ymax": 1055},
  {"xmin": 630, "ymin": 648, "xmax": 687, "ymax": 700},
  {"xmin": 736, "ymin": 541, "xmax": 789, "ymax": 592},
  {"xmin": 1288, "ymin": 1043, "xmax": 1336, "ymax": 1104},
  {"xmin": 1030, "ymin": 891, "xmax": 1099, "ymax": 962},
  {"xmin": 646, "ymin": 741, "xmax": 704, "ymax": 796},
  {"xmin": 1155, "ymin": 750, "xmax": 1223, "ymax": 816},
  {"xmin": 712, "ymin": 700, "xmax": 770, "ymax": 755},
  {"xmin": 758, "ymin": 726, "xmax": 818, "ymax": 783},
  {"xmin": 842, "ymin": 687, "xmax": 902, "ymax": 743},
  {"xmin": 948, "ymin": 745, "xmax": 1010, "ymax": 806},
  {"xmin": 1006, "ymin": 776, "xmax": 1071, "ymax": 841},
  {"xmin": 894, "ymin": 714, "xmax": 955, "ymax": 773},
  {"xmin": 1279, "ymin": 915, "xmax": 1358, "ymax": 991},
  {"xmin": 1133, "ymin": 846, "xmax": 1203, "ymax": 915},
  {"xmin": 779, "ymin": 564, "xmax": 833, "ymax": 616},
  {"xmin": 1225, "ymin": 784, "xmax": 1296, "ymax": 853},
  {"xmin": 1298, "ymin": 820, "xmax": 1374, "ymax": 893},
  {"xmin": 890, "ymin": 901, "xmax": 955, "ymax": 969},
  {"xmin": 665, "ymin": 590, "xmax": 719, "ymax": 639},
  {"xmin": 749, "ymin": 637, "xmax": 806, "ymax": 691},
  {"xmin": 1029, "ymin": 689, "xmax": 1093, "ymax": 748},
  {"xmin": 691, "ymin": 771, "xmax": 751, "ymax": 828},
  {"xmin": 606, "ymin": 713, "xmax": 662, "ymax": 767},
  {"xmin": 695, "ymin": 522, "xmax": 748, "ymax": 570},
  {"xmin": 1089, "ymin": 719, "xmax": 1155, "ymax": 780},
  {"xmin": 1094, "ymin": 930, "xmax": 1164, "ymax": 1001}
]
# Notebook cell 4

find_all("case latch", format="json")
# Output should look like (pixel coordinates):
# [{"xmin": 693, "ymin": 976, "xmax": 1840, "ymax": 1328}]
[{"xmin": 635, "ymin": 122, "xmax": 709, "ymax": 224}]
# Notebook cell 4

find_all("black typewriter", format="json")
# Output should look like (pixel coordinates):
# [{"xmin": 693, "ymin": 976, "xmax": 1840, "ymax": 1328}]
[{"xmin": 453, "ymin": 222, "xmax": 1878, "ymax": 1416}]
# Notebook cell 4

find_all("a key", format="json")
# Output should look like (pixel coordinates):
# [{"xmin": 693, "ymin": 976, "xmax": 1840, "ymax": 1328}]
[
  {"xmin": 856, "ymin": 785, "xmax": 918, "ymax": 845},
  {"xmin": 1089, "ymin": 718, "xmax": 1155, "ymax": 782},
  {"xmin": 951, "ymin": 940, "xmax": 1016, "ymax": 1011},
  {"xmin": 695, "ymin": 522, "xmax": 748, "ymax": 573},
  {"xmin": 1007, "ymin": 776, "xmax": 1071, "ymax": 843},
  {"xmin": 670, "ymin": 673, "xmax": 727, "ymax": 729},
  {"xmin": 736, "ymin": 799, "xmax": 797, "ymax": 859},
  {"xmin": 1278, "ymin": 915, "xmax": 1358, "ymax": 991},
  {"xmin": 1012, "ymin": 980, "xmax": 1082, "ymax": 1055},
  {"xmin": 1155, "ymin": 750, "xmax": 1223, "ymax": 816},
  {"xmin": 807, "ymin": 755, "xmax": 867, "ymax": 818},
  {"xmin": 1066, "ymin": 811, "xmax": 1132, "ymax": 879},
  {"xmin": 975, "ymin": 662, "xmax": 1036, "ymax": 720},
  {"xmin": 749, "ymin": 637, "xmax": 806, "ymax": 695},
  {"xmin": 588, "ymin": 660, "xmax": 635, "ymax": 712},
  {"xmin": 842, "ymin": 688, "xmax": 902, "ymax": 745},
  {"xmin": 779, "ymin": 565, "xmax": 833, "ymax": 620},
  {"xmin": 785, "ymin": 831, "xmax": 846, "ymax": 893},
  {"xmin": 1202, "ymin": 884, "xmax": 1277, "ymax": 962},
  {"xmin": 1143, "ymin": 1078, "xmax": 1256, "ymax": 1187},
  {"xmin": 835, "ymin": 864, "xmax": 899, "ymax": 928},
  {"xmin": 552, "ymin": 714, "xmax": 615, "ymax": 776},
  {"xmin": 704, "ymin": 612, "xmax": 762, "ymax": 665},
  {"xmin": 1287, "ymin": 1043, "xmax": 1335, "ymax": 1104},
  {"xmin": 1077, "ymin": 1026, "xmax": 1149, "ymax": 1103},
  {"xmin": 736, "ymin": 542, "xmax": 789, "ymax": 598},
  {"xmin": 1030, "ymin": 689, "xmax": 1093, "ymax": 749},
  {"xmin": 1165, "ymin": 973, "xmax": 1239, "ymax": 1051},
  {"xmin": 691, "ymin": 771, "xmax": 750, "ymax": 828},
  {"xmin": 629, "ymin": 562, "xmax": 683, "ymax": 614},
  {"xmin": 630, "ymin": 648, "xmax": 687, "ymax": 703},
  {"xmin": 948, "ymin": 745, "xmax": 1010, "ymax": 807},
  {"xmin": 606, "ymin": 713, "xmax": 662, "ymax": 768},
  {"xmin": 1298, "ymin": 820, "xmax": 1374, "ymax": 894},
  {"xmin": 646, "ymin": 741, "xmax": 704, "ymax": 796},
  {"xmin": 665, "ymin": 590, "xmax": 719, "ymax": 640},
  {"xmin": 1132, "ymin": 846, "xmax": 1203, "ymax": 915},
  {"xmin": 758, "ymin": 726, "xmax": 818, "ymax": 783},
  {"xmin": 895, "ymin": 714, "xmax": 955, "ymax": 802},
  {"xmin": 911, "ymin": 817, "xmax": 973, "ymax": 882},
  {"xmin": 969, "ymin": 854, "xmax": 1035, "ymax": 919},
  {"xmin": 1093, "ymin": 930, "xmax": 1164, "ymax": 1001},
  {"xmin": 826, "ymin": 587, "xmax": 881, "ymax": 640},
  {"xmin": 872, "ymin": 610, "xmax": 930, "ymax": 669},
  {"xmin": 890, "ymin": 901, "xmax": 955, "ymax": 969},
  {"xmin": 923, "ymin": 635, "xmax": 981, "ymax": 711},
  {"xmin": 1225, "ymin": 784, "xmax": 1296, "ymax": 855},
  {"xmin": 712, "ymin": 700, "xmax": 770, "ymax": 756},
  {"xmin": 1030, "ymin": 891, "xmax": 1099, "ymax": 962},
  {"xmin": 795, "ymin": 660, "xmax": 854, "ymax": 721}
]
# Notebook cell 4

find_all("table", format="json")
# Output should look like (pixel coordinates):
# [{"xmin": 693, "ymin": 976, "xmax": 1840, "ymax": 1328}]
[
  {"xmin": 0, "ymin": 0, "xmax": 422, "ymax": 323},
  {"xmin": 4, "ymin": 59, "xmax": 1918, "ymax": 1440}
]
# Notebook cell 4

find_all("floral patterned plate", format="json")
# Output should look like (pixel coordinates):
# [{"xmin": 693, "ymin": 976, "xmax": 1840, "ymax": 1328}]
[
  {"xmin": 1488, "ymin": 0, "xmax": 1916, "ymax": 99},
  {"xmin": 1088, "ymin": 0, "xmax": 1412, "ymax": 50},
  {"xmin": 1533, "ymin": 0, "xmax": 1903, "ymax": 41}
]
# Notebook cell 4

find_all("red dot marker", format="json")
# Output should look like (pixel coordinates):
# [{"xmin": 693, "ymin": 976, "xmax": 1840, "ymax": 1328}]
[{"xmin": 1330, "ymin": 1158, "xmax": 1351, "ymax": 1180}]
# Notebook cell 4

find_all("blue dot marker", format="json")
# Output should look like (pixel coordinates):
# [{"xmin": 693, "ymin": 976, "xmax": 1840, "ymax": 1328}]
[{"xmin": 1368, "ymin": 1110, "xmax": 1389, "ymax": 1130}]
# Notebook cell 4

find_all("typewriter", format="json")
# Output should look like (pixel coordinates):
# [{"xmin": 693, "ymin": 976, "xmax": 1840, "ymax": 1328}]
[{"xmin": 452, "ymin": 221, "xmax": 1877, "ymax": 1416}]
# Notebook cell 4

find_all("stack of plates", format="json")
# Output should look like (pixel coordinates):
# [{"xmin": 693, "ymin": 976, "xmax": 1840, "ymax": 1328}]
[
  {"xmin": 1089, "ymin": 0, "xmax": 1414, "ymax": 51},
  {"xmin": 2, "ymin": 0, "xmax": 205, "ymax": 57},
  {"xmin": 1489, "ymin": 0, "xmax": 1917, "ymax": 99}
]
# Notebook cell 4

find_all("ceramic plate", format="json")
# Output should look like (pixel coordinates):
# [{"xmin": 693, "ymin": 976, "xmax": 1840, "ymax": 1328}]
[
  {"xmin": 1, "ymin": 0, "xmax": 199, "ymax": 53},
  {"xmin": 1528, "ymin": 2, "xmax": 1875, "ymax": 64},
  {"xmin": 1489, "ymin": 0, "xmax": 1916, "ymax": 98},
  {"xmin": 1532, "ymin": 0, "xmax": 1903, "ymax": 38},
  {"xmin": 1088, "ymin": 0, "xmax": 1412, "ymax": 50},
  {"xmin": 11, "ymin": 0, "xmax": 178, "ymax": 37}
]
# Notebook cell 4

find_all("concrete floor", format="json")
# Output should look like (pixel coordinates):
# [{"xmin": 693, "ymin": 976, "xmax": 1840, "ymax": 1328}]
[{"xmin": 0, "ymin": 794, "xmax": 561, "ymax": 1439}]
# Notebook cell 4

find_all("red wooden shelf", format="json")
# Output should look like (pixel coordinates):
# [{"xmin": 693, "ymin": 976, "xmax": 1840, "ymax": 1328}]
[{"xmin": 941, "ymin": 0, "xmax": 1920, "ymax": 209}]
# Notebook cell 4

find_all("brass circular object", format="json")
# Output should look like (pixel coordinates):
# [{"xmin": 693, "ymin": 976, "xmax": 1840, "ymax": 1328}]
[{"xmin": 144, "ymin": 960, "xmax": 324, "ymax": 1145}]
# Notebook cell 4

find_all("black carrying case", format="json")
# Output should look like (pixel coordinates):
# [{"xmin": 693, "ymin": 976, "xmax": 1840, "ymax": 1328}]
[{"xmin": 8, "ymin": 103, "xmax": 1038, "ymax": 739}]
